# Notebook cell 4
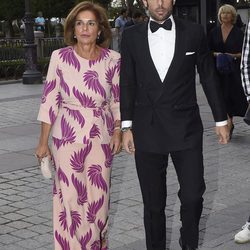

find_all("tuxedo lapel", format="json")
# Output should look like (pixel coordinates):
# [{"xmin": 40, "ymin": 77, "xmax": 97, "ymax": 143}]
[
  {"xmin": 135, "ymin": 18, "xmax": 187, "ymax": 103},
  {"xmin": 136, "ymin": 22, "xmax": 164, "ymax": 103},
  {"xmin": 138, "ymin": 22, "xmax": 164, "ymax": 86},
  {"xmin": 153, "ymin": 17, "xmax": 187, "ymax": 102},
  {"xmin": 165, "ymin": 18, "xmax": 186, "ymax": 80}
]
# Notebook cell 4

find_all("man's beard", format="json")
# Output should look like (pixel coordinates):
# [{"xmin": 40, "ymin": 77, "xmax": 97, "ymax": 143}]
[{"xmin": 149, "ymin": 8, "xmax": 172, "ymax": 22}]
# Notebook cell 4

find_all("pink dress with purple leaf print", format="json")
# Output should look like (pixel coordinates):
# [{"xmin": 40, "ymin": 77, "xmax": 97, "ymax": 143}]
[{"xmin": 37, "ymin": 46, "xmax": 120, "ymax": 250}]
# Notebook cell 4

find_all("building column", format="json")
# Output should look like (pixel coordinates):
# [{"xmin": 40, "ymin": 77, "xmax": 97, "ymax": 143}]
[{"xmin": 200, "ymin": 0, "xmax": 207, "ymax": 34}]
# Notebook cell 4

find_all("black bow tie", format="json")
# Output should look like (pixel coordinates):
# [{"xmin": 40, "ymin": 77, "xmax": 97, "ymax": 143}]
[{"xmin": 150, "ymin": 19, "xmax": 172, "ymax": 33}]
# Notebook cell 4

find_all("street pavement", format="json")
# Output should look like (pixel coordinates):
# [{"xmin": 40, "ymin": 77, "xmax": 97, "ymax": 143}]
[{"xmin": 0, "ymin": 80, "xmax": 249, "ymax": 250}]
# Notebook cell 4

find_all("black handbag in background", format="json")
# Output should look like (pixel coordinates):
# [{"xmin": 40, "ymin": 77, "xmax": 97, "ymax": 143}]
[{"xmin": 243, "ymin": 104, "xmax": 250, "ymax": 125}]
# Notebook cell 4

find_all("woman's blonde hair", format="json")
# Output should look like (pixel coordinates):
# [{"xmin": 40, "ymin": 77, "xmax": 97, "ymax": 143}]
[
  {"xmin": 64, "ymin": 1, "xmax": 112, "ymax": 48},
  {"xmin": 218, "ymin": 4, "xmax": 237, "ymax": 24}
]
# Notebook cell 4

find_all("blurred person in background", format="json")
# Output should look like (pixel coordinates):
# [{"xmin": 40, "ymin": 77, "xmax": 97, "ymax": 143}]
[
  {"xmin": 115, "ymin": 8, "xmax": 128, "ymax": 51},
  {"xmin": 125, "ymin": 10, "xmax": 144, "ymax": 28},
  {"xmin": 35, "ymin": 11, "xmax": 45, "ymax": 31},
  {"xmin": 234, "ymin": 18, "xmax": 250, "ymax": 245},
  {"xmin": 209, "ymin": 4, "xmax": 248, "ymax": 139}
]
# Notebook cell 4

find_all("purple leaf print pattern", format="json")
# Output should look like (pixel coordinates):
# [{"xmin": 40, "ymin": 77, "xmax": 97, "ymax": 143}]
[
  {"xmin": 83, "ymin": 71, "xmax": 106, "ymax": 98},
  {"xmin": 64, "ymin": 107, "xmax": 85, "ymax": 128},
  {"xmin": 115, "ymin": 58, "xmax": 121, "ymax": 74},
  {"xmin": 80, "ymin": 229, "xmax": 92, "ymax": 250},
  {"xmin": 89, "ymin": 124, "xmax": 100, "ymax": 139},
  {"xmin": 53, "ymin": 180, "xmax": 57, "ymax": 195},
  {"xmin": 58, "ymin": 167, "xmax": 69, "ymax": 187},
  {"xmin": 55, "ymin": 230, "xmax": 70, "ymax": 250},
  {"xmin": 111, "ymin": 84, "xmax": 120, "ymax": 103},
  {"xmin": 59, "ymin": 208, "xmax": 68, "ymax": 231},
  {"xmin": 71, "ymin": 174, "xmax": 88, "ymax": 206},
  {"xmin": 93, "ymin": 108, "xmax": 105, "ymax": 123},
  {"xmin": 105, "ymin": 114, "xmax": 114, "ymax": 136},
  {"xmin": 59, "ymin": 189, "xmax": 63, "ymax": 203},
  {"xmin": 73, "ymin": 87, "xmax": 96, "ymax": 108},
  {"xmin": 87, "ymin": 195, "xmax": 104, "ymax": 223},
  {"xmin": 41, "ymin": 79, "xmax": 56, "ymax": 103},
  {"xmin": 97, "ymin": 219, "xmax": 105, "ymax": 231},
  {"xmin": 56, "ymin": 67, "xmax": 70, "ymax": 96},
  {"xmin": 89, "ymin": 48, "xmax": 110, "ymax": 67},
  {"xmin": 61, "ymin": 115, "xmax": 76, "ymax": 146},
  {"xmin": 101, "ymin": 144, "xmax": 113, "ymax": 168},
  {"xmin": 83, "ymin": 136, "xmax": 90, "ymax": 145},
  {"xmin": 56, "ymin": 92, "xmax": 63, "ymax": 108},
  {"xmin": 53, "ymin": 137, "xmax": 62, "ymax": 150},
  {"xmin": 70, "ymin": 142, "xmax": 92, "ymax": 173},
  {"xmin": 105, "ymin": 66, "xmax": 116, "ymax": 85},
  {"xmin": 69, "ymin": 210, "xmax": 81, "ymax": 238},
  {"xmin": 49, "ymin": 107, "xmax": 56, "ymax": 124},
  {"xmin": 59, "ymin": 46, "xmax": 80, "ymax": 72},
  {"xmin": 91, "ymin": 240, "xmax": 101, "ymax": 250},
  {"xmin": 88, "ymin": 165, "xmax": 107, "ymax": 193}
]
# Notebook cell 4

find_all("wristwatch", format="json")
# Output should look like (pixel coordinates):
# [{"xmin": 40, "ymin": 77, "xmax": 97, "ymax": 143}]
[{"xmin": 121, "ymin": 127, "xmax": 132, "ymax": 132}]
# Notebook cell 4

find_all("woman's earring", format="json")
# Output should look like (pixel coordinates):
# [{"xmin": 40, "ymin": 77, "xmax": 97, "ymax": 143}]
[{"xmin": 73, "ymin": 35, "xmax": 76, "ymax": 39}]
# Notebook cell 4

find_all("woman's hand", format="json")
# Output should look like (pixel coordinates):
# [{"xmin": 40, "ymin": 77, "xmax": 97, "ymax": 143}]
[
  {"xmin": 36, "ymin": 122, "xmax": 52, "ymax": 162},
  {"xmin": 110, "ymin": 129, "xmax": 122, "ymax": 155},
  {"xmin": 35, "ymin": 143, "xmax": 51, "ymax": 162}
]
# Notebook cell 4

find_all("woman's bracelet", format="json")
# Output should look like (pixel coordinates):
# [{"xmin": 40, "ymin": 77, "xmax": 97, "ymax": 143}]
[{"xmin": 114, "ymin": 126, "xmax": 121, "ymax": 131}]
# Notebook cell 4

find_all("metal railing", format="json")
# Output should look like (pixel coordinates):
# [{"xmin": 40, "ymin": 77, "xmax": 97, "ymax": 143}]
[
  {"xmin": 0, "ymin": 38, "xmax": 26, "ymax": 61},
  {"xmin": 0, "ymin": 37, "xmax": 65, "ymax": 80}
]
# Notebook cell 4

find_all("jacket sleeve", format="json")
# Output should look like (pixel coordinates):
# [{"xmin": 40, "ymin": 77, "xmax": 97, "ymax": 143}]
[
  {"xmin": 196, "ymin": 26, "xmax": 227, "ymax": 122},
  {"xmin": 241, "ymin": 21, "xmax": 250, "ymax": 101},
  {"xmin": 37, "ymin": 50, "xmax": 60, "ymax": 125},
  {"xmin": 120, "ymin": 29, "xmax": 137, "ymax": 121}
]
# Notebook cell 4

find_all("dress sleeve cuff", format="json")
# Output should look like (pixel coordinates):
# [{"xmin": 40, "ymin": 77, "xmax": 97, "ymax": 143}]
[
  {"xmin": 121, "ymin": 120, "xmax": 132, "ymax": 128},
  {"xmin": 216, "ymin": 120, "xmax": 228, "ymax": 127}
]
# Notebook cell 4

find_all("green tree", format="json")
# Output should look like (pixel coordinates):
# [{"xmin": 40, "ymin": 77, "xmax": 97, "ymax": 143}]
[
  {"xmin": 0, "ymin": 0, "xmax": 24, "ymax": 37},
  {"xmin": 0, "ymin": 0, "xmax": 113, "ymax": 37},
  {"xmin": 74, "ymin": 0, "xmax": 112, "ymax": 9}
]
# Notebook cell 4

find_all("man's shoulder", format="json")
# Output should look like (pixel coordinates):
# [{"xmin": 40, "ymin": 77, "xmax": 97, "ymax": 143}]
[
  {"xmin": 115, "ymin": 16, "xmax": 121, "ymax": 24},
  {"xmin": 123, "ymin": 22, "xmax": 146, "ymax": 34},
  {"xmin": 125, "ymin": 20, "xmax": 134, "ymax": 27}
]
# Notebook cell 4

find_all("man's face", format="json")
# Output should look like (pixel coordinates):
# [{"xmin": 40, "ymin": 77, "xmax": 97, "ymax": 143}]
[{"xmin": 142, "ymin": 0, "xmax": 174, "ymax": 22}]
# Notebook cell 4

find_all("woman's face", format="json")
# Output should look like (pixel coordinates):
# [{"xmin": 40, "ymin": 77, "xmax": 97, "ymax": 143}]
[
  {"xmin": 74, "ymin": 10, "xmax": 100, "ymax": 46},
  {"xmin": 220, "ymin": 10, "xmax": 233, "ymax": 24}
]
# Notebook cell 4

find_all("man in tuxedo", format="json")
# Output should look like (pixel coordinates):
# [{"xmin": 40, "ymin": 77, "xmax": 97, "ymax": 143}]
[{"xmin": 120, "ymin": 0, "xmax": 229, "ymax": 249}]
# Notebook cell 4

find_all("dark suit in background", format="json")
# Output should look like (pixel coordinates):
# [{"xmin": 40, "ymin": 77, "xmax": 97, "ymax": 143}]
[{"xmin": 120, "ymin": 17, "xmax": 227, "ymax": 249}]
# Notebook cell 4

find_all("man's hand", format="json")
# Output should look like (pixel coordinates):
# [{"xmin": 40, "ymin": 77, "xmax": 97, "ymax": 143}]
[
  {"xmin": 122, "ymin": 129, "xmax": 135, "ymax": 154},
  {"xmin": 215, "ymin": 125, "xmax": 230, "ymax": 144}
]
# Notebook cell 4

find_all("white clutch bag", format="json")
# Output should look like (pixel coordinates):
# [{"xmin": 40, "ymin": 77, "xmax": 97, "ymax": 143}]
[{"xmin": 40, "ymin": 156, "xmax": 52, "ymax": 179}]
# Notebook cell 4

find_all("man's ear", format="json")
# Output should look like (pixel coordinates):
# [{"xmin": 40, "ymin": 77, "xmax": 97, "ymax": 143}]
[
  {"xmin": 173, "ymin": 0, "xmax": 176, "ymax": 5},
  {"xmin": 142, "ymin": 0, "xmax": 148, "ymax": 8}
]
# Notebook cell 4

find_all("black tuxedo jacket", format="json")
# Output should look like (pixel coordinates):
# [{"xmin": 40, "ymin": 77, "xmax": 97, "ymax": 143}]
[{"xmin": 120, "ymin": 17, "xmax": 227, "ymax": 153}]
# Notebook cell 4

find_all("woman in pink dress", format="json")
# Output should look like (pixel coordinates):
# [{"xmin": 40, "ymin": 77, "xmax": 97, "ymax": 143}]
[{"xmin": 35, "ymin": 2, "xmax": 121, "ymax": 249}]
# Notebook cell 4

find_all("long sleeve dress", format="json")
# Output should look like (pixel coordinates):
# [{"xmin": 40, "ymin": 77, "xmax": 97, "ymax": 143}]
[
  {"xmin": 209, "ymin": 25, "xmax": 248, "ymax": 117},
  {"xmin": 37, "ymin": 46, "xmax": 120, "ymax": 250}
]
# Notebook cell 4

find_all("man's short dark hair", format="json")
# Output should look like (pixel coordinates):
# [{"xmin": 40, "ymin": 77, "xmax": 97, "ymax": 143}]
[
  {"xmin": 132, "ymin": 10, "xmax": 143, "ymax": 19},
  {"xmin": 120, "ymin": 8, "xmax": 127, "ymax": 15}
]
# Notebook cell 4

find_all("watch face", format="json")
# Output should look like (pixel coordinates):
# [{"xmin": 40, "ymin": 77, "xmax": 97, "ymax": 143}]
[{"xmin": 121, "ymin": 127, "xmax": 131, "ymax": 132}]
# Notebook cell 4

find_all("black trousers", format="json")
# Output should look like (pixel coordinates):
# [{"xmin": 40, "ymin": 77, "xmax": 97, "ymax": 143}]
[{"xmin": 135, "ymin": 146, "xmax": 206, "ymax": 250}]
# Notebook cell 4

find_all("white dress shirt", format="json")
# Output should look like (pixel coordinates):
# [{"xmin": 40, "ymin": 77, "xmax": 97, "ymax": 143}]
[
  {"xmin": 122, "ymin": 16, "xmax": 227, "ymax": 128},
  {"xmin": 148, "ymin": 16, "xmax": 176, "ymax": 82}
]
